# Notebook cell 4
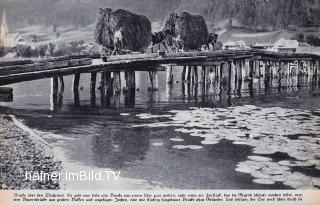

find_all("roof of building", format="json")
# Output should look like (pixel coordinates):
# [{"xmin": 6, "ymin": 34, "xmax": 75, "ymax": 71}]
[{"xmin": 274, "ymin": 38, "xmax": 299, "ymax": 49}]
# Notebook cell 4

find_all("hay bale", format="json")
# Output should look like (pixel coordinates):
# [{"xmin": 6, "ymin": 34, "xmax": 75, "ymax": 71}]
[
  {"xmin": 94, "ymin": 8, "xmax": 152, "ymax": 52},
  {"xmin": 14, "ymin": 44, "xmax": 32, "ymax": 57},
  {"xmin": 37, "ymin": 44, "xmax": 48, "ymax": 57},
  {"xmin": 163, "ymin": 12, "xmax": 208, "ymax": 50}
]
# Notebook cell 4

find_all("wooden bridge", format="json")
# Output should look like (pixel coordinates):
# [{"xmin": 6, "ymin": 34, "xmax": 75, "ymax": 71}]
[{"xmin": 0, "ymin": 50, "xmax": 320, "ymax": 104}]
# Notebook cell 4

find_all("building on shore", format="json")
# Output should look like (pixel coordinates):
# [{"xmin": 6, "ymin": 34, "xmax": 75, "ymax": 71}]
[
  {"xmin": 296, "ymin": 42, "xmax": 312, "ymax": 53},
  {"xmin": 273, "ymin": 38, "xmax": 299, "ymax": 53},
  {"xmin": 0, "ymin": 10, "xmax": 23, "ymax": 48},
  {"xmin": 0, "ymin": 10, "xmax": 9, "ymax": 46},
  {"xmin": 222, "ymin": 40, "xmax": 248, "ymax": 50}
]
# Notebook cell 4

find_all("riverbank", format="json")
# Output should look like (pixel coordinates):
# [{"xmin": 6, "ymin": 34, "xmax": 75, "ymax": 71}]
[{"xmin": 0, "ymin": 115, "xmax": 61, "ymax": 189}]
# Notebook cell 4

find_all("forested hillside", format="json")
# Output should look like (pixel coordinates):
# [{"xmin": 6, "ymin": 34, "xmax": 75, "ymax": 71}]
[{"xmin": 1, "ymin": 0, "xmax": 319, "ymax": 30}]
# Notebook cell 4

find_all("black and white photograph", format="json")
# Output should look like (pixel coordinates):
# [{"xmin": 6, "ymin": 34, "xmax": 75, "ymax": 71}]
[{"xmin": 0, "ymin": 0, "xmax": 320, "ymax": 203}]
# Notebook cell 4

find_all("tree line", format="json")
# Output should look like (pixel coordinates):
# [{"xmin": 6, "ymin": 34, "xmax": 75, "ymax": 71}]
[{"xmin": 1, "ymin": 0, "xmax": 319, "ymax": 30}]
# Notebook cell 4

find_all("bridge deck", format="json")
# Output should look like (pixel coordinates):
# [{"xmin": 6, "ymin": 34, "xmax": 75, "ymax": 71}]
[{"xmin": 0, "ymin": 50, "xmax": 320, "ymax": 86}]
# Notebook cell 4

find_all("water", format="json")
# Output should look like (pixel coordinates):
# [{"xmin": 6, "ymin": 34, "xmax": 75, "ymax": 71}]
[{"xmin": 0, "ymin": 69, "xmax": 320, "ymax": 190}]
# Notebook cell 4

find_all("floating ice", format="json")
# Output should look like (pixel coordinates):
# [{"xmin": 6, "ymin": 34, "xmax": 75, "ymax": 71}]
[
  {"xmin": 135, "ymin": 104, "xmax": 320, "ymax": 189},
  {"xmin": 172, "ymin": 145, "xmax": 187, "ymax": 149},
  {"xmin": 248, "ymin": 156, "xmax": 272, "ymax": 162},
  {"xmin": 170, "ymin": 138, "xmax": 184, "ymax": 142},
  {"xmin": 253, "ymin": 178, "xmax": 275, "ymax": 185},
  {"xmin": 172, "ymin": 145, "xmax": 202, "ymax": 150}
]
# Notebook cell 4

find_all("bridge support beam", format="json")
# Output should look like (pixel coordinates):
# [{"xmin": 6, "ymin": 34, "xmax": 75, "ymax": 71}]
[
  {"xmin": 277, "ymin": 62, "xmax": 282, "ymax": 88},
  {"xmin": 264, "ymin": 61, "xmax": 271, "ymax": 89},
  {"xmin": 52, "ymin": 77, "xmax": 59, "ymax": 94},
  {"xmin": 166, "ymin": 66, "xmax": 173, "ymax": 84},
  {"xmin": 58, "ymin": 76, "xmax": 64, "ymax": 90},
  {"xmin": 50, "ymin": 77, "xmax": 59, "ymax": 111},
  {"xmin": 192, "ymin": 66, "xmax": 198, "ymax": 84},
  {"xmin": 113, "ymin": 72, "xmax": 121, "ymax": 94},
  {"xmin": 221, "ymin": 61, "xmax": 231, "ymax": 86},
  {"xmin": 73, "ymin": 73, "xmax": 80, "ymax": 106},
  {"xmin": 148, "ymin": 71, "xmax": 158, "ymax": 91},
  {"xmin": 200, "ymin": 66, "xmax": 206, "ymax": 83},
  {"xmin": 254, "ymin": 60, "xmax": 260, "ymax": 78},
  {"xmin": 236, "ymin": 60, "xmax": 242, "ymax": 85},
  {"xmin": 125, "ymin": 71, "xmax": 135, "ymax": 91},
  {"xmin": 73, "ymin": 73, "xmax": 80, "ymax": 91},
  {"xmin": 243, "ymin": 59, "xmax": 250, "ymax": 81},
  {"xmin": 297, "ymin": 61, "xmax": 303, "ymax": 87},
  {"xmin": 186, "ymin": 66, "xmax": 192, "ymax": 83},
  {"xmin": 231, "ymin": 60, "xmax": 236, "ymax": 86},
  {"xmin": 90, "ymin": 72, "xmax": 97, "ymax": 105},
  {"xmin": 124, "ymin": 71, "xmax": 135, "ymax": 107},
  {"xmin": 316, "ymin": 61, "xmax": 320, "ymax": 85},
  {"xmin": 182, "ymin": 66, "xmax": 186, "ymax": 82}
]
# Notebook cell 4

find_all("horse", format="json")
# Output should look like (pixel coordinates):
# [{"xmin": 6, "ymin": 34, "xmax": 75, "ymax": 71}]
[
  {"xmin": 150, "ymin": 27, "xmax": 174, "ymax": 53},
  {"xmin": 171, "ymin": 35, "xmax": 184, "ymax": 52},
  {"xmin": 112, "ymin": 27, "xmax": 124, "ymax": 55},
  {"xmin": 204, "ymin": 33, "xmax": 218, "ymax": 51}
]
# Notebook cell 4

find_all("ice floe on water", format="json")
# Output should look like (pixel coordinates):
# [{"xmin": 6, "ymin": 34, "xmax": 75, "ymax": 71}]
[
  {"xmin": 172, "ymin": 145, "xmax": 203, "ymax": 150},
  {"xmin": 152, "ymin": 142, "xmax": 163, "ymax": 146},
  {"xmin": 135, "ymin": 105, "xmax": 320, "ymax": 189},
  {"xmin": 169, "ymin": 138, "xmax": 184, "ymax": 142}
]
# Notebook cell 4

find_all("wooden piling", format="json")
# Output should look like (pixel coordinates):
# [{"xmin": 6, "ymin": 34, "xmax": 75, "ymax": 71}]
[
  {"xmin": 193, "ymin": 66, "xmax": 198, "ymax": 84},
  {"xmin": 216, "ymin": 64, "xmax": 221, "ymax": 82},
  {"xmin": 166, "ymin": 66, "xmax": 173, "ymax": 84},
  {"xmin": 113, "ymin": 71, "xmax": 121, "ymax": 94},
  {"xmin": 148, "ymin": 71, "xmax": 159, "ymax": 90},
  {"xmin": 105, "ymin": 71, "xmax": 112, "ymax": 106},
  {"xmin": 200, "ymin": 66, "xmax": 206, "ymax": 83},
  {"xmin": 125, "ymin": 71, "xmax": 135, "ymax": 90},
  {"xmin": 52, "ymin": 77, "xmax": 59, "ymax": 93},
  {"xmin": 316, "ymin": 61, "xmax": 320, "ymax": 85},
  {"xmin": 236, "ymin": 60, "xmax": 242, "ymax": 83},
  {"xmin": 243, "ymin": 59, "xmax": 250, "ymax": 81},
  {"xmin": 249, "ymin": 60, "xmax": 254, "ymax": 80},
  {"xmin": 278, "ymin": 62, "xmax": 283, "ymax": 87},
  {"xmin": 182, "ymin": 66, "xmax": 186, "ymax": 82},
  {"xmin": 231, "ymin": 60, "xmax": 236, "ymax": 83},
  {"xmin": 50, "ymin": 77, "xmax": 58, "ymax": 110},
  {"xmin": 124, "ymin": 71, "xmax": 135, "ymax": 107},
  {"xmin": 221, "ymin": 61, "xmax": 231, "ymax": 86},
  {"xmin": 254, "ymin": 60, "xmax": 260, "ymax": 78},
  {"xmin": 264, "ymin": 61, "xmax": 271, "ymax": 88},
  {"xmin": 73, "ymin": 73, "xmax": 80, "ymax": 91},
  {"xmin": 90, "ymin": 72, "xmax": 97, "ymax": 104},
  {"xmin": 206, "ymin": 66, "xmax": 211, "ymax": 85},
  {"xmin": 58, "ymin": 76, "xmax": 64, "ymax": 90},
  {"xmin": 186, "ymin": 66, "xmax": 192, "ymax": 83}
]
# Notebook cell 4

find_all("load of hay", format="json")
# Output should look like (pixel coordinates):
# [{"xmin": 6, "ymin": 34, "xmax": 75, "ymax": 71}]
[
  {"xmin": 94, "ymin": 8, "xmax": 152, "ymax": 52},
  {"xmin": 163, "ymin": 12, "xmax": 208, "ymax": 51}
]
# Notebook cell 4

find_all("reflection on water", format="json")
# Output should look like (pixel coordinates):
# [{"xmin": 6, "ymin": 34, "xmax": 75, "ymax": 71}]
[{"xmin": 0, "ymin": 69, "xmax": 320, "ymax": 189}]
